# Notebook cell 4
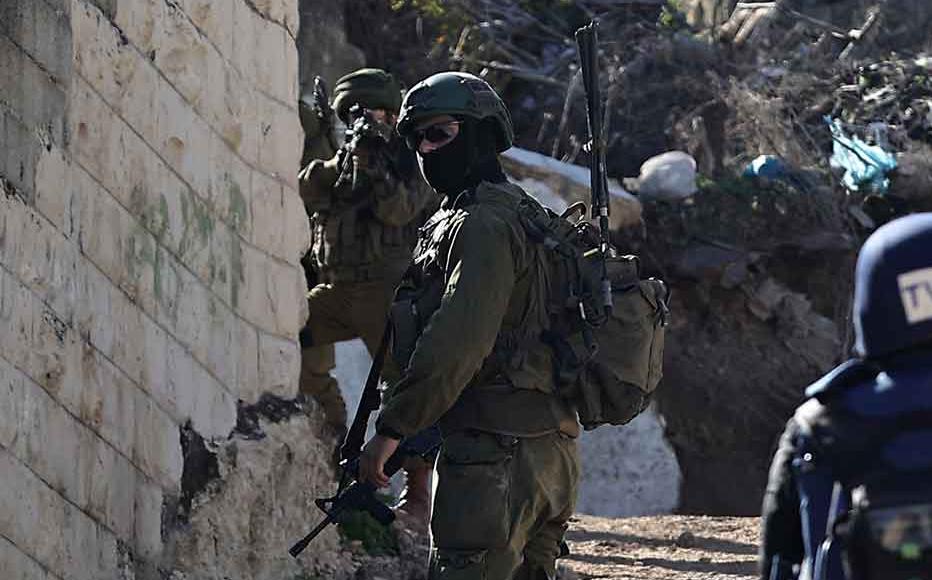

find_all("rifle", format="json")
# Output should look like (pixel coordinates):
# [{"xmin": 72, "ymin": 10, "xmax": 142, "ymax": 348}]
[
  {"xmin": 575, "ymin": 21, "xmax": 614, "ymax": 319},
  {"xmin": 288, "ymin": 322, "xmax": 442, "ymax": 558},
  {"xmin": 288, "ymin": 427, "xmax": 441, "ymax": 557},
  {"xmin": 334, "ymin": 104, "xmax": 394, "ymax": 191}
]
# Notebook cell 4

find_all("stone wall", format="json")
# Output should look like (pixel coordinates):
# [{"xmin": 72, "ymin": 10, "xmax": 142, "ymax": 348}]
[{"xmin": 0, "ymin": 1, "xmax": 348, "ymax": 578}]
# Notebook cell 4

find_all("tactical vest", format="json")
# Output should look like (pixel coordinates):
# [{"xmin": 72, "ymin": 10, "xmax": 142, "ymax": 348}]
[
  {"xmin": 307, "ymin": 146, "xmax": 428, "ymax": 284},
  {"xmin": 391, "ymin": 181, "xmax": 579, "ymax": 437},
  {"xmin": 793, "ymin": 355, "xmax": 932, "ymax": 580}
]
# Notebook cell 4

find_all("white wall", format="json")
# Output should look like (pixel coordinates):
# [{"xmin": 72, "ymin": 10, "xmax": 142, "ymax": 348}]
[{"xmin": 0, "ymin": 1, "xmax": 325, "ymax": 578}]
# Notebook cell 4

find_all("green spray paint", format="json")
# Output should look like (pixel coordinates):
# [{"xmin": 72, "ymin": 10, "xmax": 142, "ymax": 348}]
[{"xmin": 227, "ymin": 175, "xmax": 250, "ymax": 234}]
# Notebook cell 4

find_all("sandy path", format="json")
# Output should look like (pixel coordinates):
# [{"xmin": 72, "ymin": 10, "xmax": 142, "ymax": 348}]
[{"xmin": 560, "ymin": 515, "xmax": 760, "ymax": 580}]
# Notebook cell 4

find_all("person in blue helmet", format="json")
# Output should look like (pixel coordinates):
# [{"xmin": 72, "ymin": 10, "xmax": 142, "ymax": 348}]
[{"xmin": 759, "ymin": 212, "xmax": 932, "ymax": 580}]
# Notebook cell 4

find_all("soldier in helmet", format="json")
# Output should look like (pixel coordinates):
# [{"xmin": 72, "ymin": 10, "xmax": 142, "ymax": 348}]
[
  {"xmin": 357, "ymin": 72, "xmax": 580, "ymax": 580},
  {"xmin": 298, "ymin": 68, "xmax": 437, "ymax": 521},
  {"xmin": 760, "ymin": 213, "xmax": 932, "ymax": 580}
]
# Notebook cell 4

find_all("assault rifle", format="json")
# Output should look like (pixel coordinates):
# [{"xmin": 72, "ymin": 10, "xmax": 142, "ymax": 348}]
[
  {"xmin": 575, "ymin": 21, "xmax": 615, "ymax": 318},
  {"xmin": 288, "ymin": 324, "xmax": 442, "ymax": 558},
  {"xmin": 288, "ymin": 427, "xmax": 441, "ymax": 557},
  {"xmin": 334, "ymin": 104, "xmax": 394, "ymax": 190},
  {"xmin": 312, "ymin": 76, "xmax": 338, "ymax": 156}
]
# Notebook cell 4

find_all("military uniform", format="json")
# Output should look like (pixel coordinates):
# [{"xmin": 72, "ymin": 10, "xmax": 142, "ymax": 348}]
[
  {"xmin": 367, "ymin": 72, "xmax": 581, "ymax": 580},
  {"xmin": 297, "ymin": 85, "xmax": 339, "ymax": 427},
  {"xmin": 297, "ymin": 69, "xmax": 436, "ymax": 433}
]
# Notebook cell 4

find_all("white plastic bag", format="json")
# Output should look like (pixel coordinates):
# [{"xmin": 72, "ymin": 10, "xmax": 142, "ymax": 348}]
[{"xmin": 637, "ymin": 151, "xmax": 698, "ymax": 201}]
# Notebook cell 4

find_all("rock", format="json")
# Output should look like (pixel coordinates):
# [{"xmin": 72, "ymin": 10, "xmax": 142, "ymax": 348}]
[
  {"xmin": 746, "ymin": 277, "xmax": 791, "ymax": 321},
  {"xmin": 890, "ymin": 146, "xmax": 932, "ymax": 205},
  {"xmin": 556, "ymin": 563, "xmax": 580, "ymax": 580},
  {"xmin": 721, "ymin": 261, "xmax": 750, "ymax": 289},
  {"xmin": 674, "ymin": 530, "xmax": 697, "ymax": 548},
  {"xmin": 848, "ymin": 204, "xmax": 877, "ymax": 229},
  {"xmin": 778, "ymin": 295, "xmax": 841, "ymax": 372},
  {"xmin": 745, "ymin": 278, "xmax": 841, "ymax": 371},
  {"xmin": 575, "ymin": 408, "xmax": 681, "ymax": 518},
  {"xmin": 166, "ymin": 408, "xmax": 357, "ymax": 580},
  {"xmin": 500, "ymin": 147, "xmax": 643, "ymax": 228}
]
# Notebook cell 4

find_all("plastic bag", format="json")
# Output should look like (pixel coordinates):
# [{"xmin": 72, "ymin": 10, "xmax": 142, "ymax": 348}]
[{"xmin": 826, "ymin": 117, "xmax": 898, "ymax": 194}]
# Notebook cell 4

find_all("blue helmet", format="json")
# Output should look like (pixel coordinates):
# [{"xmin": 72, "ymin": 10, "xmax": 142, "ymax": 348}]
[{"xmin": 854, "ymin": 212, "xmax": 932, "ymax": 358}]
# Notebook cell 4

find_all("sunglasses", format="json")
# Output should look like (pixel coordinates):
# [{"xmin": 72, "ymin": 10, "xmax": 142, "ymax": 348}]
[{"xmin": 407, "ymin": 121, "xmax": 461, "ymax": 151}]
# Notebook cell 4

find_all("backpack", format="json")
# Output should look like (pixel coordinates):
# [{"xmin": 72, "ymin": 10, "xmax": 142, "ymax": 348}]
[
  {"xmin": 793, "ymin": 361, "xmax": 932, "ymax": 580},
  {"xmin": 517, "ymin": 198, "xmax": 669, "ymax": 430}
]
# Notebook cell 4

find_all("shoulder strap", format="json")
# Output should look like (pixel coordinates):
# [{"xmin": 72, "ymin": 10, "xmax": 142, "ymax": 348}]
[{"xmin": 805, "ymin": 358, "xmax": 879, "ymax": 403}]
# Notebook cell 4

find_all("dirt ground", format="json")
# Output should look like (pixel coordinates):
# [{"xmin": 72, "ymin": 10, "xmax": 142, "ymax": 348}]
[{"xmin": 560, "ymin": 515, "xmax": 760, "ymax": 580}]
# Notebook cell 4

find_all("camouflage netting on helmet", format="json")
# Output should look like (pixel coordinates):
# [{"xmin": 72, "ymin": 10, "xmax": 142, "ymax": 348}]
[
  {"xmin": 331, "ymin": 68, "xmax": 403, "ymax": 122},
  {"xmin": 396, "ymin": 72, "xmax": 514, "ymax": 152}
]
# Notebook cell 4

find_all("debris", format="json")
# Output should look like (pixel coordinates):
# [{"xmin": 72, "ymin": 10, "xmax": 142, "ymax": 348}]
[
  {"xmin": 501, "ymin": 147, "xmax": 643, "ymax": 227},
  {"xmin": 838, "ymin": 3, "xmax": 885, "ymax": 62},
  {"xmin": 888, "ymin": 145, "xmax": 932, "ymax": 204},
  {"xmin": 746, "ymin": 277, "xmax": 791, "ymax": 321},
  {"xmin": 743, "ymin": 154, "xmax": 787, "ymax": 180},
  {"xmin": 635, "ymin": 151, "xmax": 699, "ymax": 202},
  {"xmin": 848, "ymin": 204, "xmax": 877, "ymax": 229},
  {"xmin": 827, "ymin": 116, "xmax": 898, "ymax": 193},
  {"xmin": 177, "ymin": 422, "xmax": 220, "ymax": 525},
  {"xmin": 674, "ymin": 530, "xmax": 697, "ymax": 548},
  {"xmin": 673, "ymin": 243, "xmax": 747, "ymax": 282}
]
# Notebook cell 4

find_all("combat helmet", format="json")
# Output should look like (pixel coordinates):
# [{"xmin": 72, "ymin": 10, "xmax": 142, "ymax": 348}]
[
  {"xmin": 396, "ymin": 72, "xmax": 514, "ymax": 152},
  {"xmin": 854, "ymin": 212, "xmax": 932, "ymax": 358},
  {"xmin": 331, "ymin": 68, "xmax": 403, "ymax": 122}
]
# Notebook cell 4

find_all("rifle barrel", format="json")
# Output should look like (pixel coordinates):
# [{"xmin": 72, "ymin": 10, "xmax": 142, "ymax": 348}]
[
  {"xmin": 289, "ymin": 511, "xmax": 338, "ymax": 558},
  {"xmin": 575, "ymin": 23, "xmax": 610, "ymax": 224}
]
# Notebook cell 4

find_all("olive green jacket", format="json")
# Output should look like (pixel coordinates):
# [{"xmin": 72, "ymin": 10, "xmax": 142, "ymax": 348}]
[
  {"xmin": 376, "ymin": 180, "xmax": 579, "ymax": 439},
  {"xmin": 299, "ymin": 146, "xmax": 436, "ymax": 283}
]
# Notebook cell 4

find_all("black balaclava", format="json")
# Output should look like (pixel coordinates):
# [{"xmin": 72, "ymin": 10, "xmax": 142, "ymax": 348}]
[{"xmin": 418, "ymin": 118, "xmax": 506, "ymax": 196}]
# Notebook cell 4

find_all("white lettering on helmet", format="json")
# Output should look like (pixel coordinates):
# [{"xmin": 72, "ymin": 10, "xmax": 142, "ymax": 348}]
[{"xmin": 897, "ymin": 267, "xmax": 932, "ymax": 324}]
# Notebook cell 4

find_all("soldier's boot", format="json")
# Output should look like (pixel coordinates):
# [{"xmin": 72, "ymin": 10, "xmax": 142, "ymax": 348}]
[
  {"xmin": 514, "ymin": 521, "xmax": 567, "ymax": 580},
  {"xmin": 299, "ymin": 346, "xmax": 347, "ymax": 436},
  {"xmin": 395, "ymin": 460, "xmax": 431, "ymax": 527},
  {"xmin": 308, "ymin": 376, "xmax": 347, "ymax": 434}
]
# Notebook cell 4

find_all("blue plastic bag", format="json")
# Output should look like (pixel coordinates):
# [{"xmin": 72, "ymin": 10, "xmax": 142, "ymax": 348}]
[
  {"xmin": 826, "ymin": 117, "xmax": 897, "ymax": 193},
  {"xmin": 744, "ymin": 155, "xmax": 788, "ymax": 180}
]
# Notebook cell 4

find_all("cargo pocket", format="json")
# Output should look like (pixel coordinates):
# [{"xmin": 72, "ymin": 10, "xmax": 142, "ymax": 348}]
[{"xmin": 431, "ymin": 431, "xmax": 514, "ymax": 550}]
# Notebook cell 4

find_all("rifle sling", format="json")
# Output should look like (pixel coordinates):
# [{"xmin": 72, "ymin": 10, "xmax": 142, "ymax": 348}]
[{"xmin": 340, "ymin": 319, "xmax": 393, "ymax": 462}]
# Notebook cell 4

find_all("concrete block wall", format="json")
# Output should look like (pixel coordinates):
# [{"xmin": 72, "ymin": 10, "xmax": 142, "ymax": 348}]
[{"xmin": 0, "ymin": 0, "xmax": 312, "ymax": 577}]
